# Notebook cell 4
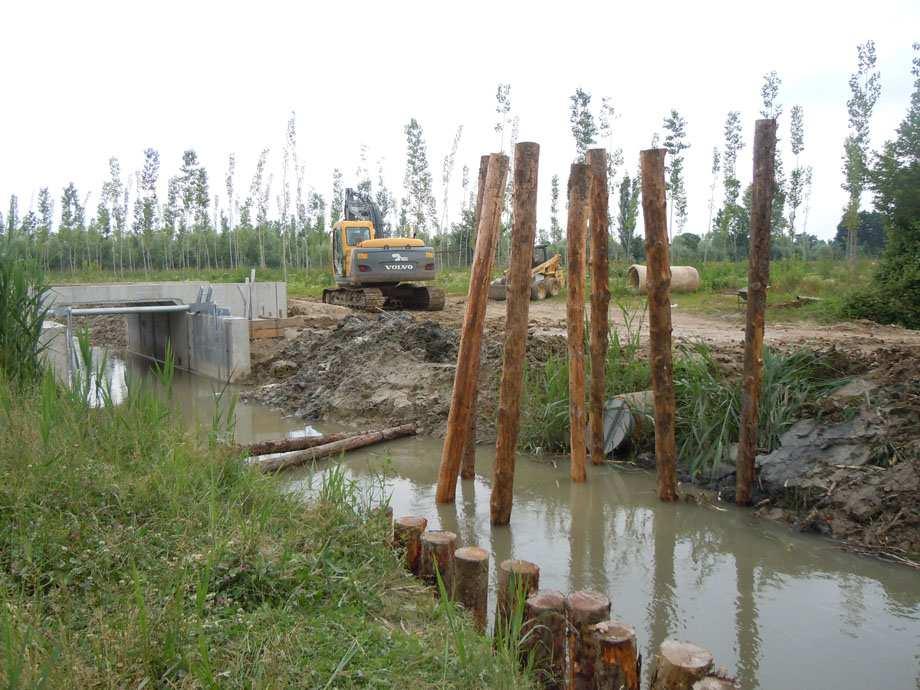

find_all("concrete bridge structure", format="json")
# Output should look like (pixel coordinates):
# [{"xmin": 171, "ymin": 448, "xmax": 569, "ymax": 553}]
[{"xmin": 44, "ymin": 281, "xmax": 287, "ymax": 382}]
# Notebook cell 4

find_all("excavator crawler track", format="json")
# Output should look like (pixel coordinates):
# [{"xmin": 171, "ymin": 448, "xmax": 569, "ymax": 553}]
[{"xmin": 322, "ymin": 287, "xmax": 386, "ymax": 311}]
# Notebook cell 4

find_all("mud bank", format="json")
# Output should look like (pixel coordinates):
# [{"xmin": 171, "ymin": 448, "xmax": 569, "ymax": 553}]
[{"xmin": 242, "ymin": 312, "xmax": 565, "ymax": 437}]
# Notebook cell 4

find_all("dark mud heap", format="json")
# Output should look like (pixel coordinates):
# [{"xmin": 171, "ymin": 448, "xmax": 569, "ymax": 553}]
[{"xmin": 244, "ymin": 313, "xmax": 463, "ymax": 435}]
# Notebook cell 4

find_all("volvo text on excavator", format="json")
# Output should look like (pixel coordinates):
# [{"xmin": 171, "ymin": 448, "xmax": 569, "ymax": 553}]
[{"xmin": 322, "ymin": 188, "xmax": 445, "ymax": 311}]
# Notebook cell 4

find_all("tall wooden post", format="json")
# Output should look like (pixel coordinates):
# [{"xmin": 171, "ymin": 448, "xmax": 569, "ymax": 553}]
[
  {"xmin": 640, "ymin": 149, "xmax": 678, "ymax": 502},
  {"xmin": 436, "ymin": 154, "xmax": 509, "ymax": 503},
  {"xmin": 491, "ymin": 142, "xmax": 540, "ymax": 525},
  {"xmin": 587, "ymin": 149, "xmax": 610, "ymax": 465},
  {"xmin": 736, "ymin": 120, "xmax": 777, "ymax": 506},
  {"xmin": 461, "ymin": 155, "xmax": 491, "ymax": 481},
  {"xmin": 566, "ymin": 163, "xmax": 591, "ymax": 483}
]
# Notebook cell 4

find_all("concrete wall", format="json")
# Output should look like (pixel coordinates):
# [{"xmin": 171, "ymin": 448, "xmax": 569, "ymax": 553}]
[
  {"xmin": 125, "ymin": 311, "xmax": 250, "ymax": 382},
  {"xmin": 48, "ymin": 281, "xmax": 287, "ymax": 318},
  {"xmin": 40, "ymin": 321, "xmax": 71, "ymax": 381}
]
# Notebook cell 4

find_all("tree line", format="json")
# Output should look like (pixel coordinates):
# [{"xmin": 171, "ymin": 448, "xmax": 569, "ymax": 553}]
[{"xmin": 0, "ymin": 40, "xmax": 908, "ymax": 275}]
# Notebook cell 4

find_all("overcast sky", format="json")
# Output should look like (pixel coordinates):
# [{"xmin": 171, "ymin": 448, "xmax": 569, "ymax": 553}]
[{"xmin": 1, "ymin": 0, "xmax": 917, "ymax": 240}]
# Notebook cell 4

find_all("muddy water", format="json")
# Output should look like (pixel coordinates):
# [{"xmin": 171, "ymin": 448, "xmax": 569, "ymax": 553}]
[
  {"xmin": 288, "ymin": 437, "xmax": 920, "ymax": 690},
  {"xmin": 104, "ymin": 352, "xmax": 920, "ymax": 690}
]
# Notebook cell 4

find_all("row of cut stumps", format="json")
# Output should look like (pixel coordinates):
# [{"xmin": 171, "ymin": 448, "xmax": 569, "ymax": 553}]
[{"xmin": 392, "ymin": 514, "xmax": 739, "ymax": 689}]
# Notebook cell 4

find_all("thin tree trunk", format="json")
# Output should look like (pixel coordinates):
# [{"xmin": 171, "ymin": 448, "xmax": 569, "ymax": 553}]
[
  {"xmin": 640, "ymin": 148, "xmax": 679, "ymax": 502},
  {"xmin": 436, "ymin": 154, "xmax": 509, "ymax": 504},
  {"xmin": 736, "ymin": 120, "xmax": 777, "ymax": 506},
  {"xmin": 566, "ymin": 163, "xmax": 590, "ymax": 482},
  {"xmin": 586, "ymin": 149, "xmax": 609, "ymax": 466},
  {"xmin": 491, "ymin": 142, "xmax": 539, "ymax": 525}
]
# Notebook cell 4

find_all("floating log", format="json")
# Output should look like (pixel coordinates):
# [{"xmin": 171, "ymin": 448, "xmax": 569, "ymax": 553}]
[
  {"xmin": 495, "ymin": 559, "xmax": 541, "ymax": 637},
  {"xmin": 737, "ymin": 120, "xmax": 778, "ymax": 507},
  {"xmin": 626, "ymin": 264, "xmax": 701, "ymax": 294},
  {"xmin": 640, "ymin": 148, "xmax": 679, "ymax": 502},
  {"xmin": 650, "ymin": 639, "xmax": 714, "ymax": 690},
  {"xmin": 252, "ymin": 423, "xmax": 417, "ymax": 473},
  {"xmin": 393, "ymin": 516, "xmax": 428, "ymax": 575},
  {"xmin": 522, "ymin": 589, "xmax": 567, "ymax": 690},
  {"xmin": 453, "ymin": 546, "xmax": 489, "ymax": 632},
  {"xmin": 245, "ymin": 430, "xmax": 355, "ymax": 457},
  {"xmin": 587, "ymin": 149, "xmax": 610, "ymax": 466},
  {"xmin": 419, "ymin": 530, "xmax": 458, "ymax": 593},
  {"xmin": 566, "ymin": 163, "xmax": 591, "ymax": 483},
  {"xmin": 564, "ymin": 590, "xmax": 611, "ymax": 689},
  {"xmin": 461, "ymin": 155, "xmax": 491, "ymax": 481},
  {"xmin": 588, "ymin": 620, "xmax": 640, "ymax": 690},
  {"xmin": 437, "ymin": 153, "xmax": 509, "ymax": 503},
  {"xmin": 692, "ymin": 677, "xmax": 740, "ymax": 690},
  {"xmin": 492, "ymin": 142, "xmax": 540, "ymax": 525}
]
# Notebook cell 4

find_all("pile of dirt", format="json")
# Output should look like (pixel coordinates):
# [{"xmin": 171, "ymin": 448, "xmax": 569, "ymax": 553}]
[
  {"xmin": 242, "ymin": 311, "xmax": 567, "ymax": 438},
  {"xmin": 243, "ymin": 313, "xmax": 463, "ymax": 435},
  {"xmin": 753, "ymin": 346, "xmax": 920, "ymax": 566},
  {"xmin": 52, "ymin": 315, "xmax": 128, "ymax": 349}
]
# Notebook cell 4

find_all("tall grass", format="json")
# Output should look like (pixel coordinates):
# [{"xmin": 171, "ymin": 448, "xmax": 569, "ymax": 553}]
[
  {"xmin": 0, "ymin": 252, "xmax": 49, "ymax": 387},
  {"xmin": 0, "ymin": 366, "xmax": 525, "ymax": 687},
  {"xmin": 673, "ymin": 343, "xmax": 847, "ymax": 477}
]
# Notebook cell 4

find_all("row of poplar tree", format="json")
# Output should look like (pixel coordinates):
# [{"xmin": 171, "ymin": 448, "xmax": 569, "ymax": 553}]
[{"xmin": 0, "ymin": 40, "xmax": 895, "ymax": 274}]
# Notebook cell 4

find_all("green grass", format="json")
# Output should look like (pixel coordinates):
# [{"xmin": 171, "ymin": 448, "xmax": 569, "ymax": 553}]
[
  {"xmin": 0, "ymin": 370, "xmax": 531, "ymax": 688},
  {"xmin": 0, "ymin": 254, "xmax": 50, "ymax": 387}
]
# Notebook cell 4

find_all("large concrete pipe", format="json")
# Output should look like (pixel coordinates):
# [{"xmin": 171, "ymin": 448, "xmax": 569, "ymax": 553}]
[{"xmin": 626, "ymin": 264, "xmax": 701, "ymax": 294}]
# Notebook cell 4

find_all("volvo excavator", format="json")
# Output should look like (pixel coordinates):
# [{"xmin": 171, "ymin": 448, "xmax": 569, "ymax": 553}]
[{"xmin": 322, "ymin": 188, "xmax": 445, "ymax": 311}]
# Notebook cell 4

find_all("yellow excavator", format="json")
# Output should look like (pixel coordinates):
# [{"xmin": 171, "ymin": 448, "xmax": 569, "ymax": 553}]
[
  {"xmin": 322, "ymin": 189, "xmax": 445, "ymax": 311},
  {"xmin": 488, "ymin": 244, "xmax": 565, "ymax": 301}
]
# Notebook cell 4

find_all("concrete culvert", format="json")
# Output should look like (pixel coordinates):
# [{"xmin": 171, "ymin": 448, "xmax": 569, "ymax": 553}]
[{"xmin": 626, "ymin": 264, "xmax": 701, "ymax": 294}]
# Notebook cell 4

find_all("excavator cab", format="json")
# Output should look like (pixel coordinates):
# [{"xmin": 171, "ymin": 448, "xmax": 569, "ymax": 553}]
[{"xmin": 322, "ymin": 189, "xmax": 445, "ymax": 311}]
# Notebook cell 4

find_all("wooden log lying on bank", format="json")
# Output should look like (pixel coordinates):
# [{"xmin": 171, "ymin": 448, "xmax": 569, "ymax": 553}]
[
  {"xmin": 251, "ymin": 423, "xmax": 417, "ymax": 473},
  {"xmin": 588, "ymin": 620, "xmax": 640, "ymax": 690},
  {"xmin": 245, "ymin": 430, "xmax": 356, "ymax": 457},
  {"xmin": 649, "ymin": 639, "xmax": 714, "ymax": 690},
  {"xmin": 565, "ymin": 590, "xmax": 611, "ymax": 689},
  {"xmin": 522, "ymin": 590, "xmax": 567, "ymax": 690},
  {"xmin": 394, "ymin": 516, "xmax": 428, "ymax": 575},
  {"xmin": 453, "ymin": 546, "xmax": 489, "ymax": 631},
  {"xmin": 419, "ymin": 530, "xmax": 458, "ymax": 593}
]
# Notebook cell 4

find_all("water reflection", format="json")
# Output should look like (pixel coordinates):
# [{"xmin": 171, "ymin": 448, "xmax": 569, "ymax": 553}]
[{"xmin": 287, "ymin": 438, "xmax": 920, "ymax": 690}]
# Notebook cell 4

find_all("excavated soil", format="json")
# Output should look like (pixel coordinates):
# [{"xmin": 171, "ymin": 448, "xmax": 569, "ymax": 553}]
[{"xmin": 50, "ymin": 314, "xmax": 128, "ymax": 349}]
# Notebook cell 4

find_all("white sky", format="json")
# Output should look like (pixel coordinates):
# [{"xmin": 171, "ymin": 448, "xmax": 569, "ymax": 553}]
[{"xmin": 1, "ymin": 0, "xmax": 917, "ymax": 240}]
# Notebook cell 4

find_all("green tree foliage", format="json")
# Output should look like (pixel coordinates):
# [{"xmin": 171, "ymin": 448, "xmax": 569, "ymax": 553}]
[
  {"xmin": 375, "ymin": 160, "xmax": 395, "ymax": 236},
  {"xmin": 330, "ymin": 168, "xmax": 343, "ymax": 226},
  {"xmin": 617, "ymin": 173, "xmax": 641, "ymax": 260},
  {"xmin": 717, "ymin": 111, "xmax": 747, "ymax": 259},
  {"xmin": 494, "ymin": 83, "xmax": 512, "ymax": 152},
  {"xmin": 845, "ymin": 43, "xmax": 920, "ymax": 327},
  {"xmin": 833, "ymin": 211, "xmax": 886, "ymax": 254},
  {"xmin": 760, "ymin": 71, "xmax": 787, "ymax": 237},
  {"xmin": 842, "ymin": 40, "xmax": 882, "ymax": 261},
  {"xmin": 569, "ymin": 88, "xmax": 597, "ymax": 162},
  {"xmin": 402, "ymin": 118, "xmax": 438, "ymax": 236},
  {"xmin": 787, "ymin": 105, "xmax": 807, "ymax": 242},
  {"xmin": 549, "ymin": 174, "xmax": 562, "ymax": 245},
  {"xmin": 662, "ymin": 109, "xmax": 689, "ymax": 236}
]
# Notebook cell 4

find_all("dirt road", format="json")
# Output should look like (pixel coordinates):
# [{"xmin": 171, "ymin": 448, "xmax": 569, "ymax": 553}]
[{"xmin": 417, "ymin": 295, "xmax": 920, "ymax": 352}]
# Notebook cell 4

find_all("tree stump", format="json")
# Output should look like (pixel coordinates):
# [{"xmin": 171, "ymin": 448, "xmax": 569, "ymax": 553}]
[
  {"xmin": 564, "ymin": 590, "xmax": 611, "ymax": 689},
  {"xmin": 588, "ymin": 620, "xmax": 640, "ymax": 690},
  {"xmin": 495, "ymin": 559, "xmax": 541, "ymax": 638},
  {"xmin": 393, "ymin": 516, "xmax": 427, "ymax": 575},
  {"xmin": 453, "ymin": 546, "xmax": 489, "ymax": 631},
  {"xmin": 522, "ymin": 589, "xmax": 566, "ymax": 690},
  {"xmin": 650, "ymin": 639, "xmax": 714, "ymax": 690},
  {"xmin": 419, "ymin": 530, "xmax": 458, "ymax": 593}
]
